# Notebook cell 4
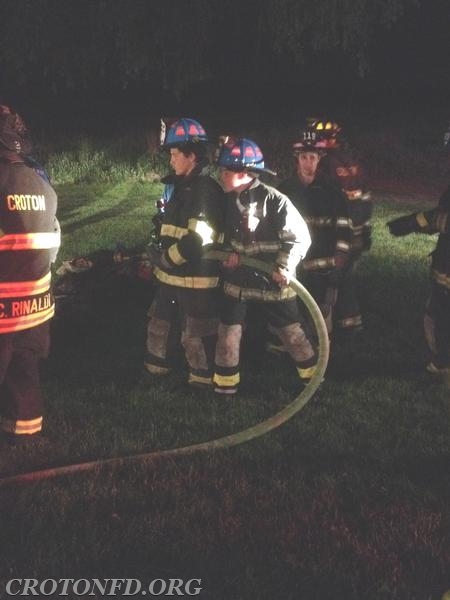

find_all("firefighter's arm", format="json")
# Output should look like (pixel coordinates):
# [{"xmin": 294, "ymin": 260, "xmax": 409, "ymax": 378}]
[
  {"xmin": 387, "ymin": 206, "xmax": 450, "ymax": 236},
  {"xmin": 168, "ymin": 182, "xmax": 225, "ymax": 266},
  {"xmin": 222, "ymin": 252, "xmax": 241, "ymax": 269},
  {"xmin": 331, "ymin": 214, "xmax": 352, "ymax": 283},
  {"xmin": 418, "ymin": 208, "xmax": 449, "ymax": 234},
  {"xmin": 275, "ymin": 196, "xmax": 311, "ymax": 274},
  {"xmin": 152, "ymin": 217, "xmax": 223, "ymax": 270},
  {"xmin": 271, "ymin": 265, "xmax": 290, "ymax": 288},
  {"xmin": 387, "ymin": 213, "xmax": 422, "ymax": 236}
]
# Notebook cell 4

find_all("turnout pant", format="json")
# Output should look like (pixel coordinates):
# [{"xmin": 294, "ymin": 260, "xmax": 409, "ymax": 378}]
[
  {"xmin": 213, "ymin": 296, "xmax": 316, "ymax": 393},
  {"xmin": 333, "ymin": 262, "xmax": 363, "ymax": 332},
  {"xmin": 302, "ymin": 267, "xmax": 362, "ymax": 336},
  {"xmin": 0, "ymin": 322, "xmax": 49, "ymax": 437},
  {"xmin": 145, "ymin": 283, "xmax": 220, "ymax": 386},
  {"xmin": 301, "ymin": 271, "xmax": 337, "ymax": 335}
]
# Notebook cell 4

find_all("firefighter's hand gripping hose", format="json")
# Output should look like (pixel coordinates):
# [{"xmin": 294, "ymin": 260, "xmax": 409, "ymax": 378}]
[{"xmin": 0, "ymin": 251, "xmax": 329, "ymax": 489}]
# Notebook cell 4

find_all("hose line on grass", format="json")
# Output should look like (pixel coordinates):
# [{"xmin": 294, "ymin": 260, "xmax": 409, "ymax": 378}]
[{"xmin": 0, "ymin": 252, "xmax": 329, "ymax": 488}]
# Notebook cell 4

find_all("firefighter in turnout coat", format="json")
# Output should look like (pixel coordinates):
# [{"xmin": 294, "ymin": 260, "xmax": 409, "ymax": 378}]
[
  {"xmin": 144, "ymin": 118, "xmax": 225, "ymax": 389},
  {"xmin": 309, "ymin": 118, "xmax": 372, "ymax": 334},
  {"xmin": 212, "ymin": 138, "xmax": 316, "ymax": 395},
  {"xmin": 0, "ymin": 105, "xmax": 60, "ymax": 446},
  {"xmin": 387, "ymin": 126, "xmax": 450, "ymax": 384},
  {"xmin": 279, "ymin": 127, "xmax": 352, "ymax": 337}
]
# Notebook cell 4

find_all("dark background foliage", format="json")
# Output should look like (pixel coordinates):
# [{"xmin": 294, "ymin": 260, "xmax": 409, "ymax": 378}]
[{"xmin": 0, "ymin": 0, "xmax": 448, "ymax": 137}]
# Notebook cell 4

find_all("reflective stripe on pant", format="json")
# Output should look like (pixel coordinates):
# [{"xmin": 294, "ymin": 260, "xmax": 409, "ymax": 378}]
[
  {"xmin": 271, "ymin": 322, "xmax": 316, "ymax": 378},
  {"xmin": 214, "ymin": 296, "xmax": 316, "ymax": 391},
  {"xmin": 145, "ymin": 283, "xmax": 220, "ymax": 382},
  {"xmin": 0, "ymin": 321, "xmax": 49, "ymax": 436},
  {"xmin": 213, "ymin": 324, "xmax": 243, "ymax": 390},
  {"xmin": 334, "ymin": 262, "xmax": 363, "ymax": 331},
  {"xmin": 182, "ymin": 314, "xmax": 219, "ymax": 385}
]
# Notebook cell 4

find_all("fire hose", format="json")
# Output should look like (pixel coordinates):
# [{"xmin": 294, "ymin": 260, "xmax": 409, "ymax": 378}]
[{"xmin": 0, "ymin": 252, "xmax": 329, "ymax": 488}]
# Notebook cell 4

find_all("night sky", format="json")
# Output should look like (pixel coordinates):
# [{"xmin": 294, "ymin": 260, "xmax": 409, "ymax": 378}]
[{"xmin": 0, "ymin": 0, "xmax": 448, "ymax": 134}]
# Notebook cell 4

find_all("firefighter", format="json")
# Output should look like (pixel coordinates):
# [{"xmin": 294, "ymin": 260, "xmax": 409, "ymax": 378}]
[
  {"xmin": 387, "ymin": 125, "xmax": 450, "ymax": 386},
  {"xmin": 212, "ymin": 138, "xmax": 316, "ymax": 395},
  {"xmin": 278, "ymin": 126, "xmax": 353, "ymax": 337},
  {"xmin": 0, "ymin": 105, "xmax": 60, "ymax": 447},
  {"xmin": 308, "ymin": 118, "xmax": 373, "ymax": 336},
  {"xmin": 144, "ymin": 118, "xmax": 225, "ymax": 389}
]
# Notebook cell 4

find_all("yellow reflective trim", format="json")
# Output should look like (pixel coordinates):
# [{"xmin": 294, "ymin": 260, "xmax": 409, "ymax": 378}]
[
  {"xmin": 416, "ymin": 212, "xmax": 428, "ymax": 228},
  {"xmin": 306, "ymin": 217, "xmax": 333, "ymax": 226},
  {"xmin": 0, "ymin": 231, "xmax": 60, "ymax": 251},
  {"xmin": 188, "ymin": 218, "xmax": 222, "ymax": 246},
  {"xmin": 297, "ymin": 366, "xmax": 316, "ymax": 379},
  {"xmin": 154, "ymin": 268, "xmax": 219, "ymax": 289},
  {"xmin": 213, "ymin": 373, "xmax": 240, "ymax": 386},
  {"xmin": 336, "ymin": 241, "xmax": 351, "ymax": 252},
  {"xmin": 337, "ymin": 315, "xmax": 363, "ymax": 328},
  {"xmin": 167, "ymin": 244, "xmax": 186, "ymax": 266},
  {"xmin": 0, "ymin": 272, "xmax": 51, "ymax": 297},
  {"xmin": 188, "ymin": 373, "xmax": 212, "ymax": 386},
  {"xmin": 144, "ymin": 363, "xmax": 171, "ymax": 375},
  {"xmin": 302, "ymin": 257, "xmax": 335, "ymax": 270},
  {"xmin": 2, "ymin": 416, "xmax": 43, "ymax": 435},
  {"xmin": 160, "ymin": 224, "xmax": 188, "ymax": 239},
  {"xmin": 223, "ymin": 282, "xmax": 296, "ymax": 301}
]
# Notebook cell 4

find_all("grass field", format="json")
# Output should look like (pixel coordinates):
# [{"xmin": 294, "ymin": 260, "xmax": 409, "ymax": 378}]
[{"xmin": 0, "ymin": 171, "xmax": 449, "ymax": 600}]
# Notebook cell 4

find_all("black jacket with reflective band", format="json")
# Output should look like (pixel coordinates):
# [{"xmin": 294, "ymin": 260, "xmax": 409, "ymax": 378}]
[
  {"xmin": 154, "ymin": 167, "xmax": 225, "ymax": 288},
  {"xmin": 279, "ymin": 173, "xmax": 352, "ymax": 273},
  {"xmin": 221, "ymin": 180, "xmax": 311, "ymax": 302},
  {"xmin": 0, "ymin": 159, "xmax": 59, "ymax": 333},
  {"xmin": 321, "ymin": 149, "xmax": 372, "ymax": 257}
]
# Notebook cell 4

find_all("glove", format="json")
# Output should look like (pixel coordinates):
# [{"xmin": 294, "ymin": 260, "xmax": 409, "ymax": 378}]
[
  {"xmin": 145, "ymin": 245, "xmax": 171, "ymax": 270},
  {"xmin": 387, "ymin": 214, "xmax": 418, "ymax": 236},
  {"xmin": 222, "ymin": 252, "xmax": 241, "ymax": 270},
  {"xmin": 272, "ymin": 265, "xmax": 290, "ymax": 288}
]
